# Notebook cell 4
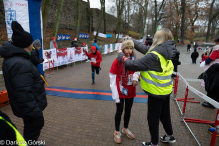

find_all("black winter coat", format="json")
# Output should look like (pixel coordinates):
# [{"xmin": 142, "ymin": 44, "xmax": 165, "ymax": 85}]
[
  {"xmin": 199, "ymin": 63, "xmax": 219, "ymax": 94},
  {"xmin": 0, "ymin": 41, "xmax": 47, "ymax": 119},
  {"xmin": 30, "ymin": 47, "xmax": 44, "ymax": 67},
  {"xmin": 71, "ymin": 41, "xmax": 78, "ymax": 47},
  {"xmin": 191, "ymin": 52, "xmax": 199, "ymax": 59}
]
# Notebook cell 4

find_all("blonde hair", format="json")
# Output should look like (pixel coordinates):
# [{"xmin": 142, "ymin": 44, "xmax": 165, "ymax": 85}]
[{"xmin": 148, "ymin": 28, "xmax": 173, "ymax": 52}]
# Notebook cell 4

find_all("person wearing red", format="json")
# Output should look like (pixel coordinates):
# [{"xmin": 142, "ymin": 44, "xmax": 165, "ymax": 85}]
[
  {"xmin": 83, "ymin": 46, "xmax": 102, "ymax": 85},
  {"xmin": 109, "ymin": 37, "xmax": 140, "ymax": 144},
  {"xmin": 50, "ymin": 37, "xmax": 58, "ymax": 49}
]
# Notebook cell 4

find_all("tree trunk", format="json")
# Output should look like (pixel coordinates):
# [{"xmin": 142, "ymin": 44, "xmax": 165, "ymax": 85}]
[
  {"xmin": 206, "ymin": 0, "xmax": 216, "ymax": 42},
  {"xmin": 116, "ymin": 0, "xmax": 125, "ymax": 42},
  {"xmin": 153, "ymin": 0, "xmax": 158, "ymax": 36},
  {"xmin": 142, "ymin": 0, "xmax": 148, "ymax": 38},
  {"xmin": 53, "ymin": 0, "xmax": 64, "ymax": 38},
  {"xmin": 103, "ymin": 0, "xmax": 106, "ymax": 34},
  {"xmin": 95, "ymin": 1, "xmax": 103, "ymax": 39},
  {"xmin": 180, "ymin": 0, "xmax": 185, "ymax": 42},
  {"xmin": 42, "ymin": 0, "xmax": 52, "ymax": 39},
  {"xmin": 127, "ymin": 0, "xmax": 130, "ymax": 33},
  {"xmin": 75, "ymin": 0, "xmax": 81, "ymax": 39},
  {"xmin": 87, "ymin": 0, "xmax": 91, "ymax": 33}
]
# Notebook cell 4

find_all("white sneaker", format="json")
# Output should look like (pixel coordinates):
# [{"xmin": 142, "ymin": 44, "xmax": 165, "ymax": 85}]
[
  {"xmin": 122, "ymin": 128, "xmax": 135, "ymax": 139},
  {"xmin": 114, "ymin": 131, "xmax": 121, "ymax": 144}
]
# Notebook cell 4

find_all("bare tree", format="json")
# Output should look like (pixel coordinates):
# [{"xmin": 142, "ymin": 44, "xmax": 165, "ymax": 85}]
[
  {"xmin": 42, "ymin": 0, "xmax": 52, "ymax": 39},
  {"xmin": 180, "ymin": 0, "xmax": 186, "ymax": 42},
  {"xmin": 132, "ymin": 0, "xmax": 149, "ymax": 38},
  {"xmin": 53, "ymin": 0, "xmax": 64, "ymax": 38},
  {"xmin": 95, "ymin": 0, "xmax": 105, "ymax": 39},
  {"xmin": 206, "ymin": 0, "xmax": 219, "ymax": 42},
  {"xmin": 75, "ymin": 0, "xmax": 81, "ymax": 39},
  {"xmin": 87, "ymin": 0, "xmax": 91, "ymax": 33},
  {"xmin": 116, "ymin": 0, "xmax": 125, "ymax": 42}
]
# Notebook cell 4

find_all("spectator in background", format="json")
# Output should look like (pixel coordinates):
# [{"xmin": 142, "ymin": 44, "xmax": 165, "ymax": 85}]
[
  {"xmin": 146, "ymin": 35, "xmax": 153, "ymax": 46},
  {"xmin": 71, "ymin": 37, "xmax": 78, "ymax": 47},
  {"xmin": 187, "ymin": 42, "xmax": 191, "ymax": 53},
  {"xmin": 30, "ymin": 39, "xmax": 44, "ymax": 68},
  {"xmin": 193, "ymin": 41, "xmax": 198, "ymax": 50},
  {"xmin": 191, "ymin": 49, "xmax": 199, "ymax": 64},
  {"xmin": 171, "ymin": 49, "xmax": 181, "ymax": 78},
  {"xmin": 92, "ymin": 39, "xmax": 102, "ymax": 51},
  {"xmin": 50, "ymin": 37, "xmax": 58, "ymax": 49},
  {"xmin": 201, "ymin": 52, "xmax": 208, "ymax": 63},
  {"xmin": 0, "ymin": 21, "xmax": 47, "ymax": 145}
]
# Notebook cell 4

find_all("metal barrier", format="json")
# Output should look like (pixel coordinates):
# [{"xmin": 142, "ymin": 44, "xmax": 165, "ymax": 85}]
[{"xmin": 172, "ymin": 72, "xmax": 219, "ymax": 146}]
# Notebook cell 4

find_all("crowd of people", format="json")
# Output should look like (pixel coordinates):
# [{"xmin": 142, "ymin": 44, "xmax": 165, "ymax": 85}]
[{"xmin": 0, "ymin": 20, "xmax": 218, "ymax": 146}]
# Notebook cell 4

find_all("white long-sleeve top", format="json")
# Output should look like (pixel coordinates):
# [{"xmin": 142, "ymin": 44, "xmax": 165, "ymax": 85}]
[{"xmin": 109, "ymin": 71, "xmax": 140, "ymax": 103}]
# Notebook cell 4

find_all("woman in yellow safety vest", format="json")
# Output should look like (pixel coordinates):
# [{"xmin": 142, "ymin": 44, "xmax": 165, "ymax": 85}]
[
  {"xmin": 117, "ymin": 28, "xmax": 177, "ymax": 146},
  {"xmin": 0, "ymin": 110, "xmax": 27, "ymax": 146}
]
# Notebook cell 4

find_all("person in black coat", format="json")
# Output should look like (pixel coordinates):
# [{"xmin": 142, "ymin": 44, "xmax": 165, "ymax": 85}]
[
  {"xmin": 171, "ymin": 49, "xmax": 181, "ymax": 78},
  {"xmin": 0, "ymin": 21, "xmax": 47, "ymax": 144},
  {"xmin": 145, "ymin": 35, "xmax": 153, "ymax": 46},
  {"xmin": 191, "ymin": 49, "xmax": 199, "ymax": 64},
  {"xmin": 30, "ymin": 39, "xmax": 44, "ymax": 68},
  {"xmin": 71, "ymin": 37, "xmax": 78, "ymax": 47},
  {"xmin": 187, "ymin": 42, "xmax": 191, "ymax": 53}
]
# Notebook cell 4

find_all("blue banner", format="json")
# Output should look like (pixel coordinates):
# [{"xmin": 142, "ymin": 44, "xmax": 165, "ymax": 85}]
[
  {"xmin": 106, "ymin": 34, "xmax": 112, "ymax": 38},
  {"xmin": 57, "ymin": 34, "xmax": 62, "ymax": 41},
  {"xmin": 66, "ymin": 35, "xmax": 70, "ymax": 40},
  {"xmin": 79, "ymin": 33, "xmax": 89, "ymax": 39},
  {"xmin": 62, "ymin": 34, "xmax": 66, "ymax": 40}
]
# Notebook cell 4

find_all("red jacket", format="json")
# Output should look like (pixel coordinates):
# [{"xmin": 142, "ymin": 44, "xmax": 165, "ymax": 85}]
[
  {"xmin": 110, "ymin": 58, "xmax": 136, "ymax": 98},
  {"xmin": 85, "ymin": 51, "xmax": 102, "ymax": 67}
]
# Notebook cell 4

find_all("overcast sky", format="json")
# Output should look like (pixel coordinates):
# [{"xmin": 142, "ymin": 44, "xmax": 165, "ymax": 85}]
[{"xmin": 82, "ymin": 0, "xmax": 112, "ymax": 11}]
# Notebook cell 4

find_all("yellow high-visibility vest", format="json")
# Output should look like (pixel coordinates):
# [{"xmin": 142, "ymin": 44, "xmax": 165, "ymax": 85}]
[
  {"xmin": 140, "ymin": 51, "xmax": 173, "ymax": 95},
  {"xmin": 0, "ymin": 116, "xmax": 27, "ymax": 146}
]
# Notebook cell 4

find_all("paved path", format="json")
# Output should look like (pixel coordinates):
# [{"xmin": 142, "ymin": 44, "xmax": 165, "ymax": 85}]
[{"xmin": 0, "ymin": 45, "xmax": 219, "ymax": 146}]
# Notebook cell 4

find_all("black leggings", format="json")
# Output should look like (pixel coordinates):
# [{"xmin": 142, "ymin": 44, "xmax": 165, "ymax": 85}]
[
  {"xmin": 91, "ymin": 65, "xmax": 100, "ymax": 74},
  {"xmin": 115, "ymin": 98, "xmax": 134, "ymax": 131},
  {"xmin": 147, "ymin": 95, "xmax": 173, "ymax": 145}
]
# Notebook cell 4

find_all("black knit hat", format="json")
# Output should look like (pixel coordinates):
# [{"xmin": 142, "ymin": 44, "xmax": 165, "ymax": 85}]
[
  {"xmin": 11, "ymin": 21, "xmax": 33, "ymax": 48},
  {"xmin": 94, "ymin": 39, "xmax": 97, "ymax": 43}
]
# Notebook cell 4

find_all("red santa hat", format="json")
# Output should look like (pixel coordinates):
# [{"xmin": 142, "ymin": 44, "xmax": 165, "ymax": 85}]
[
  {"xmin": 82, "ymin": 42, "xmax": 87, "ymax": 46},
  {"xmin": 73, "ymin": 37, "xmax": 77, "ymax": 41},
  {"xmin": 52, "ymin": 37, "xmax": 56, "ymax": 40}
]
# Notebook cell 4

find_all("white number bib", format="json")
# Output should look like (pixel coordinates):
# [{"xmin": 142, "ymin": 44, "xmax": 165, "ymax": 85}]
[{"xmin": 91, "ymin": 57, "xmax": 96, "ymax": 62}]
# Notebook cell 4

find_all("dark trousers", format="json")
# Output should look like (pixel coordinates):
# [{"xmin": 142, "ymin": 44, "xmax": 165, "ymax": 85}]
[
  {"xmin": 91, "ymin": 65, "xmax": 100, "ymax": 83},
  {"xmin": 147, "ymin": 95, "xmax": 173, "ymax": 145},
  {"xmin": 192, "ymin": 58, "xmax": 197, "ymax": 64},
  {"xmin": 187, "ymin": 48, "xmax": 190, "ymax": 52},
  {"xmin": 22, "ymin": 116, "xmax": 44, "ymax": 145},
  {"xmin": 115, "ymin": 98, "xmax": 134, "ymax": 131}
]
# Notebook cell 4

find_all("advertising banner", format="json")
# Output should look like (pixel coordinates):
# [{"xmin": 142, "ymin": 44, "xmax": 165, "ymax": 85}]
[
  {"xmin": 57, "ymin": 34, "xmax": 62, "ymax": 41},
  {"xmin": 79, "ymin": 33, "xmax": 89, "ymax": 39},
  {"xmin": 3, "ymin": 0, "xmax": 30, "ymax": 39},
  {"xmin": 110, "ymin": 44, "xmax": 113, "ymax": 53},
  {"xmin": 81, "ymin": 47, "xmax": 88, "ymax": 60},
  {"xmin": 56, "ymin": 48, "xmax": 68, "ymax": 66},
  {"xmin": 106, "ymin": 34, "xmax": 112, "ymax": 38},
  {"xmin": 43, "ymin": 49, "xmax": 57, "ymax": 70},
  {"xmin": 104, "ymin": 45, "xmax": 108, "ymax": 54},
  {"xmin": 66, "ymin": 35, "xmax": 70, "ymax": 40}
]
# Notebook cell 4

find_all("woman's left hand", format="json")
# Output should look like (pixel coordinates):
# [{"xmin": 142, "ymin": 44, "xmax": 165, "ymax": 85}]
[{"xmin": 132, "ymin": 80, "xmax": 138, "ymax": 87}]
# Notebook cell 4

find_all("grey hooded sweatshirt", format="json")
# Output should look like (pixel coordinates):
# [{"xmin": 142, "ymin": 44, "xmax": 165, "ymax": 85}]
[{"xmin": 118, "ymin": 40, "xmax": 176, "ymax": 99}]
